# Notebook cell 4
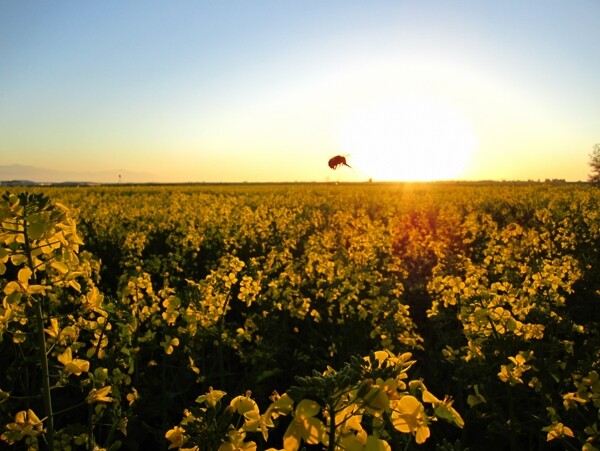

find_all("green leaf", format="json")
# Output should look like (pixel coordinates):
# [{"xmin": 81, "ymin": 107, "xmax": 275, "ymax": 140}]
[
  {"xmin": 27, "ymin": 221, "xmax": 46, "ymax": 240},
  {"xmin": 51, "ymin": 261, "xmax": 69, "ymax": 275},
  {"xmin": 10, "ymin": 254, "xmax": 28, "ymax": 266},
  {"xmin": 296, "ymin": 399, "xmax": 320, "ymax": 418},
  {"xmin": 18, "ymin": 267, "xmax": 33, "ymax": 284}
]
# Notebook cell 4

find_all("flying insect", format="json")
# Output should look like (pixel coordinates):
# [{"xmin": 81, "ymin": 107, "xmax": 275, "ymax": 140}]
[{"xmin": 328, "ymin": 155, "xmax": 351, "ymax": 170}]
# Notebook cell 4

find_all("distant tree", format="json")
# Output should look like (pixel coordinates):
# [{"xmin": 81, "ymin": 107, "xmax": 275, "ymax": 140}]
[{"xmin": 588, "ymin": 144, "xmax": 600, "ymax": 186}]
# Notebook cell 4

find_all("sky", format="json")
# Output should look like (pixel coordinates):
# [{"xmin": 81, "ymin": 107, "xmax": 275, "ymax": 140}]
[{"xmin": 1, "ymin": 1, "xmax": 599, "ymax": 183}]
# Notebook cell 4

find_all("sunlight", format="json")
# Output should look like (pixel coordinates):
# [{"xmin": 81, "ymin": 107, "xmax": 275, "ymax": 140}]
[{"xmin": 337, "ymin": 96, "xmax": 478, "ymax": 181}]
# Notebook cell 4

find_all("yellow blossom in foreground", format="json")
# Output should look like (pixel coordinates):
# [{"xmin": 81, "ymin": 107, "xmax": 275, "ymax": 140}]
[
  {"xmin": 57, "ymin": 347, "xmax": 90, "ymax": 376},
  {"xmin": 422, "ymin": 390, "xmax": 464, "ymax": 428},
  {"xmin": 165, "ymin": 426, "xmax": 186, "ymax": 449},
  {"xmin": 127, "ymin": 387, "xmax": 139, "ymax": 406},
  {"xmin": 544, "ymin": 422, "xmax": 574, "ymax": 441},
  {"xmin": 283, "ymin": 399, "xmax": 326, "ymax": 451},
  {"xmin": 1, "ymin": 409, "xmax": 44, "ymax": 445},
  {"xmin": 390, "ymin": 395, "xmax": 430, "ymax": 444},
  {"xmin": 196, "ymin": 387, "xmax": 226, "ymax": 408},
  {"xmin": 86, "ymin": 386, "xmax": 113, "ymax": 404},
  {"xmin": 218, "ymin": 429, "xmax": 257, "ymax": 451}
]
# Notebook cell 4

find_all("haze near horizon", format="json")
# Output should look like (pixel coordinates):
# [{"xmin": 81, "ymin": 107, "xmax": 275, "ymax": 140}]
[{"xmin": 1, "ymin": 1, "xmax": 598, "ymax": 183}]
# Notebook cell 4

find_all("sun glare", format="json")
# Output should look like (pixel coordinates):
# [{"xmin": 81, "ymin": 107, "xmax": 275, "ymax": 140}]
[{"xmin": 337, "ymin": 97, "xmax": 477, "ymax": 181}]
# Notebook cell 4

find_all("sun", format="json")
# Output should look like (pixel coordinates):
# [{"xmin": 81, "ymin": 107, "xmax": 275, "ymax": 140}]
[{"xmin": 337, "ymin": 96, "xmax": 477, "ymax": 181}]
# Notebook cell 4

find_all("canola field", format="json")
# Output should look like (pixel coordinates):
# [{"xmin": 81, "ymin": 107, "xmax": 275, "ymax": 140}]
[{"xmin": 0, "ymin": 183, "xmax": 598, "ymax": 450}]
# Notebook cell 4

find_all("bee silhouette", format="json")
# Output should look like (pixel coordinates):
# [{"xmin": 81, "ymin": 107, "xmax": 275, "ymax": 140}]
[{"xmin": 328, "ymin": 155, "xmax": 351, "ymax": 170}]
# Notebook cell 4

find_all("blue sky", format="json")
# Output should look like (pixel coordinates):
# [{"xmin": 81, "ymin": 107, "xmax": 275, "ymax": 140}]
[{"xmin": 1, "ymin": 1, "xmax": 599, "ymax": 182}]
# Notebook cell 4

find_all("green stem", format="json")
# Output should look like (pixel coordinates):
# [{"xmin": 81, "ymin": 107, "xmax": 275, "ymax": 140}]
[
  {"xmin": 88, "ymin": 403, "xmax": 94, "ymax": 451},
  {"xmin": 103, "ymin": 414, "xmax": 120, "ymax": 449},
  {"xmin": 217, "ymin": 290, "xmax": 232, "ymax": 388},
  {"xmin": 34, "ymin": 300, "xmax": 54, "ymax": 450},
  {"xmin": 23, "ymin": 212, "xmax": 54, "ymax": 450},
  {"xmin": 506, "ymin": 385, "xmax": 518, "ymax": 451},
  {"xmin": 383, "ymin": 410, "xmax": 404, "ymax": 450},
  {"xmin": 93, "ymin": 312, "xmax": 111, "ymax": 359},
  {"xmin": 51, "ymin": 401, "xmax": 85, "ymax": 417},
  {"xmin": 487, "ymin": 316, "xmax": 519, "ymax": 450},
  {"xmin": 161, "ymin": 354, "xmax": 168, "ymax": 449},
  {"xmin": 327, "ymin": 401, "xmax": 336, "ymax": 451},
  {"xmin": 486, "ymin": 315, "xmax": 502, "ymax": 348}
]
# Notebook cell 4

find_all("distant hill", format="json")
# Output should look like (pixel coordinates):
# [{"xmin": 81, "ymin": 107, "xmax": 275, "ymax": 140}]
[{"xmin": 0, "ymin": 165, "xmax": 158, "ymax": 184}]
